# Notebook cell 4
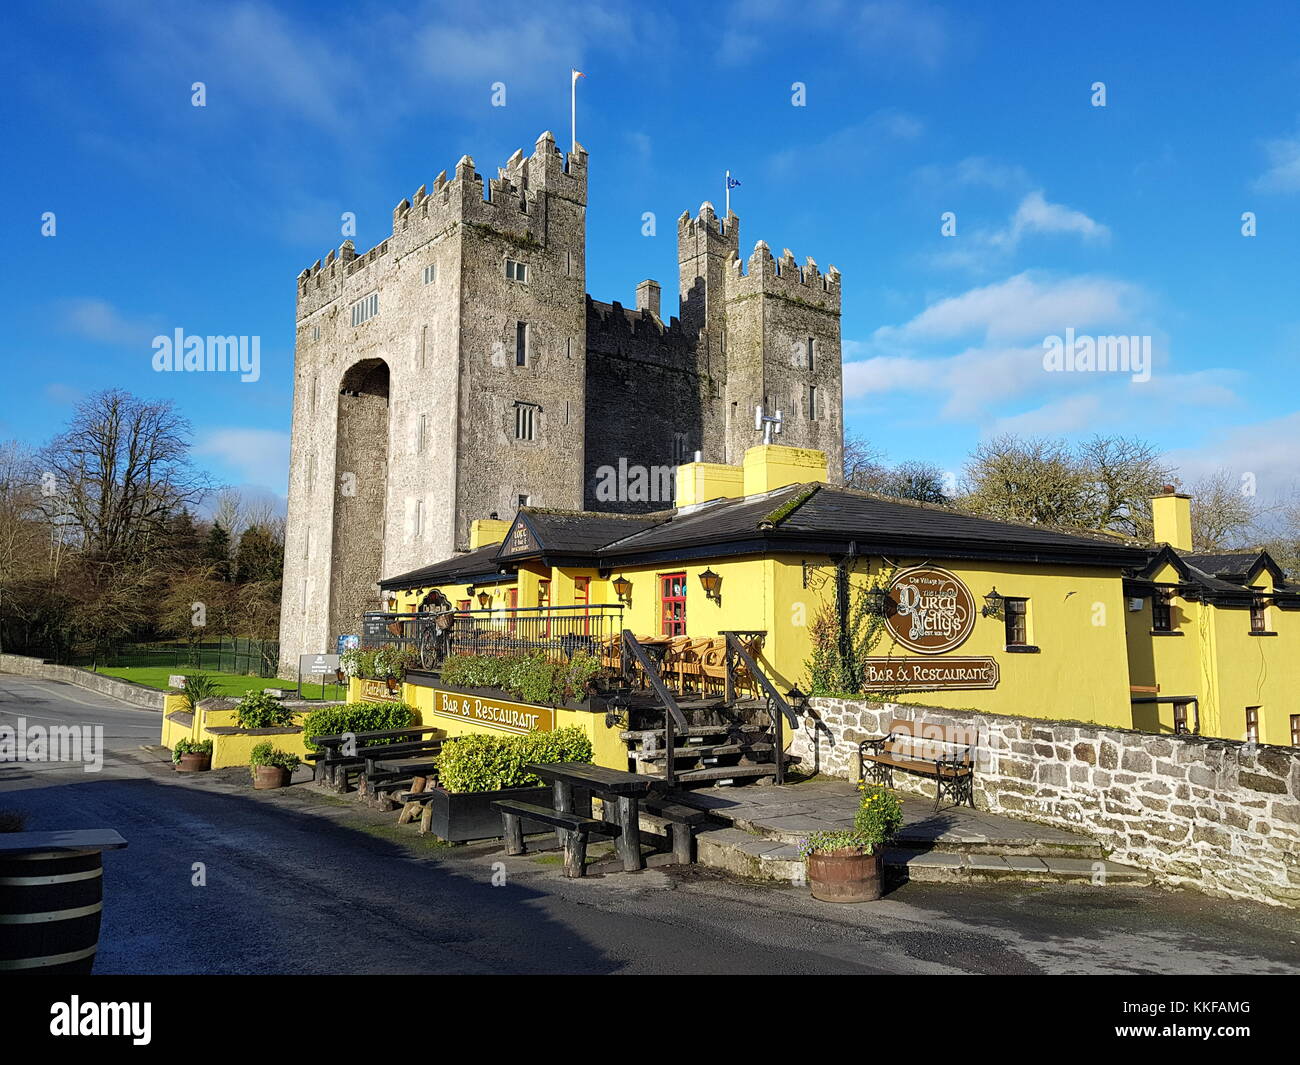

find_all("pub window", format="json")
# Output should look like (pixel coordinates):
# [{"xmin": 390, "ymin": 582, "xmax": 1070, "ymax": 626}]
[
  {"xmin": 660, "ymin": 572, "xmax": 687, "ymax": 636},
  {"xmin": 456, "ymin": 599, "xmax": 471, "ymax": 613},
  {"xmin": 1250, "ymin": 597, "xmax": 1268, "ymax": 633},
  {"xmin": 1172, "ymin": 701, "xmax": 1190, "ymax": 735},
  {"xmin": 1004, "ymin": 597, "xmax": 1029, "ymax": 646},
  {"xmin": 807, "ymin": 336, "xmax": 815, "ymax": 370},
  {"xmin": 1291, "ymin": 714, "xmax": 1300, "ymax": 747},
  {"xmin": 423, "ymin": 262, "xmax": 437, "ymax": 285},
  {"xmin": 538, "ymin": 578, "xmax": 551, "ymax": 636},
  {"xmin": 351, "ymin": 292, "xmax": 379, "ymax": 327},
  {"xmin": 1245, "ymin": 707, "xmax": 1260, "ymax": 744},
  {"xmin": 505, "ymin": 259, "xmax": 529, "ymax": 283},
  {"xmin": 516, "ymin": 321, "xmax": 529, "ymax": 366},
  {"xmin": 513, "ymin": 403, "xmax": 536, "ymax": 441},
  {"xmin": 808, "ymin": 384, "xmax": 818, "ymax": 420},
  {"xmin": 1151, "ymin": 587, "xmax": 1175, "ymax": 632}
]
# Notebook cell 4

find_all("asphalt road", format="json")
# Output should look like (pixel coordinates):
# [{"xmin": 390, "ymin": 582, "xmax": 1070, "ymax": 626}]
[{"xmin": 2, "ymin": 673, "xmax": 1298, "ymax": 975}]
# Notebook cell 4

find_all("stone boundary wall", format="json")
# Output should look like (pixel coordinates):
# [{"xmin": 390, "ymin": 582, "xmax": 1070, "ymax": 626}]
[
  {"xmin": 0, "ymin": 654, "xmax": 164, "ymax": 711},
  {"xmin": 793, "ymin": 697, "xmax": 1300, "ymax": 906}
]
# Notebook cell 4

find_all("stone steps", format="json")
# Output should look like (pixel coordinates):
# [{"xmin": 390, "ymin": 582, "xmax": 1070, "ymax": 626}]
[{"xmin": 694, "ymin": 827, "xmax": 1151, "ymax": 887}]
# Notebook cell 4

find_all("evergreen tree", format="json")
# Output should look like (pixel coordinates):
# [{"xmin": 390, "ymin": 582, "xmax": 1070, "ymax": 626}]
[{"xmin": 205, "ymin": 521, "xmax": 232, "ymax": 581}]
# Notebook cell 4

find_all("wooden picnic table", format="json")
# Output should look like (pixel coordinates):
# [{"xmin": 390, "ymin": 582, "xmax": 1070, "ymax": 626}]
[{"xmin": 527, "ymin": 761, "xmax": 661, "ymax": 872}]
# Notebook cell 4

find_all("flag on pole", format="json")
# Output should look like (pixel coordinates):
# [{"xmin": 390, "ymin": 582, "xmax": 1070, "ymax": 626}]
[
  {"xmin": 571, "ymin": 69, "xmax": 586, "ymax": 153},
  {"xmin": 727, "ymin": 175, "xmax": 742, "ymax": 189},
  {"xmin": 725, "ymin": 171, "xmax": 741, "ymax": 215}
]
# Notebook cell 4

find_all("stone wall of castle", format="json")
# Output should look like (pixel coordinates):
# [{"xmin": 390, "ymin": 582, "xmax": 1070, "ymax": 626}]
[{"xmin": 792, "ymin": 698, "xmax": 1300, "ymax": 906}]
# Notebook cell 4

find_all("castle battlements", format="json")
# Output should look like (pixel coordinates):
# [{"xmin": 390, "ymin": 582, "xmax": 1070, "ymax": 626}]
[
  {"xmin": 726, "ymin": 239, "xmax": 841, "ymax": 313},
  {"xmin": 295, "ymin": 131, "xmax": 587, "ymax": 321}
]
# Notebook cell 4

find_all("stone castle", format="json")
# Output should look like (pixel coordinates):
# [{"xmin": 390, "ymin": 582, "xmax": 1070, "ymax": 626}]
[{"xmin": 278, "ymin": 130, "xmax": 844, "ymax": 666}]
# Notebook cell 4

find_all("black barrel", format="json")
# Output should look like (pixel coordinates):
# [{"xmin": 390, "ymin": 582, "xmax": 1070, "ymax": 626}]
[{"xmin": 0, "ymin": 830, "xmax": 127, "ymax": 975}]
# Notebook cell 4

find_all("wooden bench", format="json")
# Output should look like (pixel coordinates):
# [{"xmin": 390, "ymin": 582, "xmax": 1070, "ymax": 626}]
[
  {"xmin": 307, "ymin": 726, "xmax": 444, "ymax": 791},
  {"xmin": 639, "ymin": 795, "xmax": 709, "ymax": 865},
  {"xmin": 494, "ymin": 800, "xmax": 621, "ymax": 878},
  {"xmin": 858, "ymin": 720, "xmax": 976, "ymax": 810}
]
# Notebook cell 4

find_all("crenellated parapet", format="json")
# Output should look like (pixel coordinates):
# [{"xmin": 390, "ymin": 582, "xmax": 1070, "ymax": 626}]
[
  {"xmin": 726, "ymin": 239, "xmax": 841, "ymax": 315},
  {"xmin": 296, "ymin": 131, "xmax": 587, "ymax": 320}
]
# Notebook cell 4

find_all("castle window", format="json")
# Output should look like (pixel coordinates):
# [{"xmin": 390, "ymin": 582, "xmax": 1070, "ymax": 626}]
[
  {"xmin": 808, "ymin": 385, "xmax": 818, "ymax": 420},
  {"xmin": 518, "ymin": 493, "xmax": 531, "ymax": 507},
  {"xmin": 417, "ymin": 413, "xmax": 427, "ymax": 455},
  {"xmin": 505, "ymin": 259, "xmax": 529, "ymax": 283},
  {"xmin": 351, "ymin": 292, "xmax": 379, "ymax": 327},
  {"xmin": 514, "ymin": 402, "xmax": 537, "ymax": 441},
  {"xmin": 566, "ymin": 251, "xmax": 572, "ymax": 277},
  {"xmin": 312, "ymin": 325, "xmax": 320, "ymax": 341},
  {"xmin": 420, "ymin": 324, "xmax": 427, "ymax": 369},
  {"xmin": 516, "ymin": 321, "xmax": 529, "ymax": 366},
  {"xmin": 414, "ymin": 499, "xmax": 424, "ymax": 538},
  {"xmin": 673, "ymin": 432, "xmax": 690, "ymax": 463},
  {"xmin": 807, "ymin": 337, "xmax": 815, "ymax": 370},
  {"xmin": 1245, "ymin": 707, "xmax": 1259, "ymax": 744},
  {"xmin": 423, "ymin": 263, "xmax": 437, "ymax": 285}
]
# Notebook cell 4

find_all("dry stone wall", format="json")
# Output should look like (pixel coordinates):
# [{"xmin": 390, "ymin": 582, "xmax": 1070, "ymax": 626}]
[{"xmin": 793, "ymin": 697, "xmax": 1300, "ymax": 906}]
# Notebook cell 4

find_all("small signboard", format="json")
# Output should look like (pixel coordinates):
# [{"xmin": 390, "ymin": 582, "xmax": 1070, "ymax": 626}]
[
  {"xmin": 168, "ymin": 674, "xmax": 187, "ymax": 690},
  {"xmin": 884, "ymin": 566, "xmax": 977, "ymax": 655},
  {"xmin": 862, "ymin": 656, "xmax": 999, "ymax": 692},
  {"xmin": 299, "ymin": 653, "xmax": 340, "ymax": 677},
  {"xmin": 429, "ymin": 688, "xmax": 555, "ymax": 735},
  {"xmin": 358, "ymin": 679, "xmax": 402, "ymax": 703},
  {"xmin": 337, "ymin": 634, "xmax": 360, "ymax": 653}
]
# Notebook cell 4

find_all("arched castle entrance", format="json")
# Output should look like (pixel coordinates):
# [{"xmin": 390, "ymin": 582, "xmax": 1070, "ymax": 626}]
[{"xmin": 328, "ymin": 358, "xmax": 390, "ymax": 646}]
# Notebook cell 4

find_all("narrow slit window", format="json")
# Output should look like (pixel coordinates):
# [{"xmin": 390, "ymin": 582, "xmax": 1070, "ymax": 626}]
[{"xmin": 516, "ymin": 321, "xmax": 528, "ymax": 366}]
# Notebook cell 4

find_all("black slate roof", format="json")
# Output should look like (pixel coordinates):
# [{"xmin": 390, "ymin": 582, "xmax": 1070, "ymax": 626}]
[
  {"xmin": 597, "ymin": 482, "xmax": 1150, "ymax": 567},
  {"xmin": 503, "ymin": 509, "xmax": 665, "ymax": 558},
  {"xmin": 380, "ymin": 542, "xmax": 506, "ymax": 590}
]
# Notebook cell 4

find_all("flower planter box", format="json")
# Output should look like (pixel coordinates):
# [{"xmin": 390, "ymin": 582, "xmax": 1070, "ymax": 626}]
[{"xmin": 424, "ymin": 785, "xmax": 591, "ymax": 843}]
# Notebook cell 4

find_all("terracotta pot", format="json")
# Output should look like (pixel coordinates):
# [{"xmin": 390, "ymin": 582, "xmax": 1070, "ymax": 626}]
[
  {"xmin": 806, "ymin": 846, "xmax": 883, "ymax": 903},
  {"xmin": 176, "ymin": 752, "xmax": 210, "ymax": 773},
  {"xmin": 253, "ymin": 765, "xmax": 291, "ymax": 790}
]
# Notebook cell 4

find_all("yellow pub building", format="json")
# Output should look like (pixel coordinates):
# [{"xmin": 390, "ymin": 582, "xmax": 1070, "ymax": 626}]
[{"xmin": 373, "ymin": 444, "xmax": 1300, "ymax": 763}]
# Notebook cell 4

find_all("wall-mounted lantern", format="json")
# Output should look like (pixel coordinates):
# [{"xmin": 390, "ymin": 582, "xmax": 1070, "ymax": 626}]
[
  {"xmin": 465, "ymin": 585, "xmax": 476, "ymax": 598},
  {"xmin": 477, "ymin": 590, "xmax": 492, "ymax": 609},
  {"xmin": 385, "ymin": 595, "xmax": 398, "ymax": 613},
  {"xmin": 981, "ymin": 587, "xmax": 1005, "ymax": 619},
  {"xmin": 786, "ymin": 685, "xmax": 810, "ymax": 716},
  {"xmin": 698, "ymin": 568, "xmax": 722, "ymax": 602},
  {"xmin": 612, "ymin": 574, "xmax": 633, "ymax": 605},
  {"xmin": 863, "ymin": 586, "xmax": 890, "ymax": 616}
]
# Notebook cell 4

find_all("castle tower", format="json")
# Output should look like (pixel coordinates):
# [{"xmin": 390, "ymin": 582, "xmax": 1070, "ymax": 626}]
[
  {"xmin": 278, "ymin": 132, "xmax": 589, "ymax": 672},
  {"xmin": 720, "ymin": 240, "xmax": 843, "ymax": 475}
]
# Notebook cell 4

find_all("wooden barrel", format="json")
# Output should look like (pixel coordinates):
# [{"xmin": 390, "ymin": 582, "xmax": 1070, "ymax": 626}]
[
  {"xmin": 807, "ymin": 848, "xmax": 884, "ymax": 903},
  {"xmin": 0, "ymin": 830, "xmax": 127, "ymax": 975}
]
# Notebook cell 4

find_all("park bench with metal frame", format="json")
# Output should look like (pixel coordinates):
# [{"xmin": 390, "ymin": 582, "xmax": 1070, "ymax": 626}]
[{"xmin": 858, "ymin": 720, "xmax": 976, "ymax": 810}]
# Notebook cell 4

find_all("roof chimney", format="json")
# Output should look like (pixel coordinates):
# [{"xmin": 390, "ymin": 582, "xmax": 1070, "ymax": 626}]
[
  {"xmin": 1152, "ymin": 486, "xmax": 1193, "ymax": 552},
  {"xmin": 635, "ymin": 279, "xmax": 661, "ymax": 318}
]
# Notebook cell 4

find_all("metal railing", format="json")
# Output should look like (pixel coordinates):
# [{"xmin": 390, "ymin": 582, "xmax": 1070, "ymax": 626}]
[{"xmin": 362, "ymin": 605, "xmax": 625, "ymax": 665}]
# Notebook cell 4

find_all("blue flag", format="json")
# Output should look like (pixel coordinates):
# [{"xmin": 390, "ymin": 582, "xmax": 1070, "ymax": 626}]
[{"xmin": 727, "ymin": 176, "xmax": 741, "ymax": 189}]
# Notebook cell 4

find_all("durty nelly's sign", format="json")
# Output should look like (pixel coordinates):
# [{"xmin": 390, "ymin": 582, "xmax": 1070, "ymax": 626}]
[
  {"xmin": 884, "ymin": 566, "xmax": 977, "ymax": 655},
  {"xmin": 431, "ymin": 689, "xmax": 555, "ymax": 735},
  {"xmin": 862, "ymin": 656, "xmax": 1000, "ymax": 692}
]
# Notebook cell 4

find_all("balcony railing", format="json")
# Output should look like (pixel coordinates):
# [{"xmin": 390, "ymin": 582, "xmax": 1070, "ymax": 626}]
[{"xmin": 362, "ymin": 605, "xmax": 626, "ymax": 666}]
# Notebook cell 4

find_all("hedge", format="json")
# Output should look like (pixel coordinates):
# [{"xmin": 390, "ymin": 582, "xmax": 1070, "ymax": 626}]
[
  {"xmin": 435, "ymin": 727, "xmax": 594, "ymax": 793},
  {"xmin": 300, "ymin": 701, "xmax": 415, "ymax": 751}
]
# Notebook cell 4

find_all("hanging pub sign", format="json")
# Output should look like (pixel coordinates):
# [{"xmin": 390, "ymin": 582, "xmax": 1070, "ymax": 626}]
[
  {"xmin": 862, "ymin": 656, "xmax": 999, "ymax": 692},
  {"xmin": 505, "ymin": 518, "xmax": 533, "ymax": 556},
  {"xmin": 430, "ymin": 688, "xmax": 555, "ymax": 735},
  {"xmin": 883, "ymin": 566, "xmax": 977, "ymax": 654}
]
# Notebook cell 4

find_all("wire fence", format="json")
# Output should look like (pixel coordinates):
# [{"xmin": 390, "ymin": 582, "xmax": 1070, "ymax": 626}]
[{"xmin": 79, "ymin": 638, "xmax": 282, "ymax": 678}]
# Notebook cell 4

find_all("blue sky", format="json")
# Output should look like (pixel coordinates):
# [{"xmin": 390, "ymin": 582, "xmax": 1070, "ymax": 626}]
[{"xmin": 4, "ymin": 0, "xmax": 1299, "ymax": 514}]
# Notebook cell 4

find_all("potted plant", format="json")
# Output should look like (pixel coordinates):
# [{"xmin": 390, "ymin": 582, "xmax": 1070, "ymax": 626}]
[
  {"xmin": 172, "ymin": 737, "xmax": 213, "ymax": 773},
  {"xmin": 798, "ymin": 784, "xmax": 903, "ymax": 903},
  {"xmin": 249, "ymin": 742, "xmax": 301, "ymax": 789}
]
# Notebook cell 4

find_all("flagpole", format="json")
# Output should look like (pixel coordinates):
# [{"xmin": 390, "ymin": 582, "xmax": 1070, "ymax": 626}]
[
  {"xmin": 725, "ymin": 169, "xmax": 730, "ymax": 216},
  {"xmin": 571, "ymin": 69, "xmax": 580, "ymax": 153}
]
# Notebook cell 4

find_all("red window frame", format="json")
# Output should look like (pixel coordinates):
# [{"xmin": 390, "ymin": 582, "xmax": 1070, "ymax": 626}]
[
  {"xmin": 660, "ymin": 572, "xmax": 687, "ymax": 636},
  {"xmin": 574, "ymin": 576, "xmax": 590, "ymax": 635},
  {"xmin": 506, "ymin": 588, "xmax": 518, "ymax": 635},
  {"xmin": 538, "ymin": 579, "xmax": 551, "ymax": 636}
]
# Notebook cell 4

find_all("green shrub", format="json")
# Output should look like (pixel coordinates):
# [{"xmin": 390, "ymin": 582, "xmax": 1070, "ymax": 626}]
[
  {"xmin": 249, "ymin": 741, "xmax": 302, "ymax": 778},
  {"xmin": 234, "ymin": 690, "xmax": 296, "ymax": 729},
  {"xmin": 172, "ymin": 737, "xmax": 213, "ymax": 764},
  {"xmin": 180, "ymin": 673, "xmax": 219, "ymax": 712},
  {"xmin": 440, "ymin": 651, "xmax": 604, "ymax": 707},
  {"xmin": 435, "ymin": 726, "xmax": 594, "ymax": 793},
  {"xmin": 797, "ymin": 784, "xmax": 904, "ymax": 857},
  {"xmin": 340, "ymin": 646, "xmax": 420, "ymax": 680},
  {"xmin": 300, "ymin": 701, "xmax": 415, "ymax": 752}
]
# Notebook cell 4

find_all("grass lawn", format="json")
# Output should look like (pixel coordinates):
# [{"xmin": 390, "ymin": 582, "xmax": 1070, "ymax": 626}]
[{"xmin": 93, "ymin": 666, "xmax": 347, "ymax": 701}]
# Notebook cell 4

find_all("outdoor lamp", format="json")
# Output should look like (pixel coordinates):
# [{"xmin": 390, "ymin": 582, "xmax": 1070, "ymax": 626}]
[
  {"xmin": 786, "ymin": 685, "xmax": 810, "ymax": 715},
  {"xmin": 612, "ymin": 574, "xmax": 633, "ymax": 604},
  {"xmin": 863, "ymin": 586, "xmax": 890, "ymax": 616},
  {"xmin": 385, "ymin": 595, "xmax": 398, "ymax": 613},
  {"xmin": 477, "ymin": 590, "xmax": 492, "ymax": 609},
  {"xmin": 698, "ymin": 568, "xmax": 722, "ymax": 602},
  {"xmin": 982, "ymin": 587, "xmax": 1005, "ymax": 619}
]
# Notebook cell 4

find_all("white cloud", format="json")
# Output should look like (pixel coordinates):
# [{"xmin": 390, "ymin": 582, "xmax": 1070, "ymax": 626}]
[
  {"xmin": 1164, "ymin": 412, "xmax": 1300, "ymax": 509},
  {"xmin": 59, "ymin": 299, "xmax": 162, "ymax": 348},
  {"xmin": 994, "ymin": 190, "xmax": 1109, "ymax": 249},
  {"xmin": 195, "ymin": 428, "xmax": 291, "ymax": 491},
  {"xmin": 1252, "ymin": 133, "xmax": 1300, "ymax": 194}
]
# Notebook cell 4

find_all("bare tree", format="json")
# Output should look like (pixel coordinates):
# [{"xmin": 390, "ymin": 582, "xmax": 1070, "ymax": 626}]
[
  {"xmin": 843, "ymin": 433, "xmax": 949, "ymax": 503},
  {"xmin": 1078, "ymin": 434, "xmax": 1175, "ymax": 538},
  {"xmin": 959, "ymin": 435, "xmax": 1092, "ymax": 527},
  {"xmin": 1188, "ymin": 470, "xmax": 1259, "ymax": 551}
]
